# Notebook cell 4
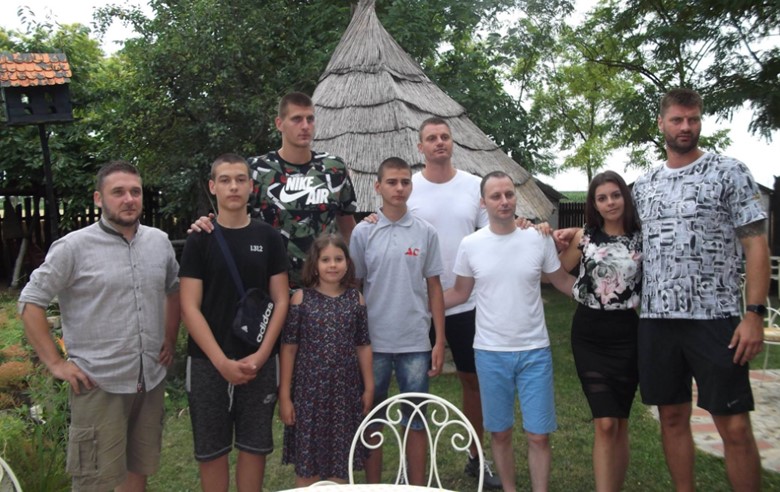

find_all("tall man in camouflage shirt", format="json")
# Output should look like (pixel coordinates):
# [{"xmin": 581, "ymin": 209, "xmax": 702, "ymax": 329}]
[{"xmin": 194, "ymin": 92, "xmax": 357, "ymax": 288}]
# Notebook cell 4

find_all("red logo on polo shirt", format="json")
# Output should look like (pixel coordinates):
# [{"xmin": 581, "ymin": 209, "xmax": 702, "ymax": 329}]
[{"xmin": 405, "ymin": 247, "xmax": 420, "ymax": 256}]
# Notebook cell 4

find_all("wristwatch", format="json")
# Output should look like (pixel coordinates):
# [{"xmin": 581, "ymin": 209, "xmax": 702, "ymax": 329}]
[{"xmin": 745, "ymin": 304, "xmax": 767, "ymax": 316}]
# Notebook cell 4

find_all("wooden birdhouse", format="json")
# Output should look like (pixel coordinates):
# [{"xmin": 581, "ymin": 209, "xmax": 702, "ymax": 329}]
[{"xmin": 0, "ymin": 52, "xmax": 74, "ymax": 126}]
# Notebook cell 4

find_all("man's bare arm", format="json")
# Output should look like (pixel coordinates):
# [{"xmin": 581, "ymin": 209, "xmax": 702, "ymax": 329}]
[
  {"xmin": 159, "ymin": 291, "xmax": 181, "ymax": 367},
  {"xmin": 546, "ymin": 267, "xmax": 576, "ymax": 297},
  {"xmin": 443, "ymin": 275, "xmax": 475, "ymax": 310},
  {"xmin": 336, "ymin": 214, "xmax": 357, "ymax": 244},
  {"xmin": 20, "ymin": 303, "xmax": 95, "ymax": 394},
  {"xmin": 730, "ymin": 220, "xmax": 770, "ymax": 365}
]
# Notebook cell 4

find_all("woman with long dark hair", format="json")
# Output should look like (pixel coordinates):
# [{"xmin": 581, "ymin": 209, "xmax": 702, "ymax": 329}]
[{"xmin": 558, "ymin": 171, "xmax": 642, "ymax": 492}]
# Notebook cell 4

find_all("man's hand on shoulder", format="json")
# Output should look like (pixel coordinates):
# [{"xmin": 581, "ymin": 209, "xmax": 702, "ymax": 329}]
[
  {"xmin": 534, "ymin": 222, "xmax": 552, "ymax": 237},
  {"xmin": 515, "ymin": 218, "xmax": 552, "ymax": 237},
  {"xmin": 515, "ymin": 217, "xmax": 533, "ymax": 229},
  {"xmin": 188, "ymin": 213, "xmax": 216, "ymax": 234},
  {"xmin": 362, "ymin": 213, "xmax": 378, "ymax": 225}
]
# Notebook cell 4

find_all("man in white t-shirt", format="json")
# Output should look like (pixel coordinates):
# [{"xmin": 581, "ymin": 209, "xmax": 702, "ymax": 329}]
[
  {"xmin": 406, "ymin": 117, "xmax": 501, "ymax": 487},
  {"xmin": 445, "ymin": 171, "xmax": 574, "ymax": 492}
]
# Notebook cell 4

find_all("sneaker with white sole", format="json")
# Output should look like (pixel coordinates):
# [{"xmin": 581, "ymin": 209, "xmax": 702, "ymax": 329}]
[{"xmin": 464, "ymin": 453, "xmax": 502, "ymax": 490}]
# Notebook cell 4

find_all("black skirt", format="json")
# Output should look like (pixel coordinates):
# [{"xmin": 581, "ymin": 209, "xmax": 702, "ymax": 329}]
[{"xmin": 571, "ymin": 303, "xmax": 639, "ymax": 418}]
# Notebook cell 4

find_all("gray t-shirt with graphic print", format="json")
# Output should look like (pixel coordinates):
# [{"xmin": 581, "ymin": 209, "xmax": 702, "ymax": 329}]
[{"xmin": 632, "ymin": 152, "xmax": 766, "ymax": 319}]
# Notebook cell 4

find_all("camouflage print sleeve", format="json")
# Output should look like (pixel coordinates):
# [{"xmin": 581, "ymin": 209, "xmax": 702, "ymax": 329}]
[{"xmin": 337, "ymin": 160, "xmax": 358, "ymax": 215}]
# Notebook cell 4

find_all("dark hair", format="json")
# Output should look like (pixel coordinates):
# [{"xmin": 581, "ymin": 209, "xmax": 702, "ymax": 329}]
[
  {"xmin": 301, "ymin": 233, "xmax": 356, "ymax": 288},
  {"xmin": 377, "ymin": 157, "xmax": 411, "ymax": 181},
  {"xmin": 418, "ymin": 117, "xmax": 450, "ymax": 141},
  {"xmin": 278, "ymin": 92, "xmax": 313, "ymax": 118},
  {"xmin": 585, "ymin": 171, "xmax": 640, "ymax": 234},
  {"xmin": 660, "ymin": 88, "xmax": 703, "ymax": 116},
  {"xmin": 479, "ymin": 170, "xmax": 511, "ymax": 197},
  {"xmin": 95, "ymin": 161, "xmax": 140, "ymax": 191},
  {"xmin": 210, "ymin": 153, "xmax": 249, "ymax": 179}
]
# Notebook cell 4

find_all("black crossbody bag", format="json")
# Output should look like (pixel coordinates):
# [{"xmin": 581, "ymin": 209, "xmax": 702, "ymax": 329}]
[{"xmin": 213, "ymin": 223, "xmax": 275, "ymax": 347}]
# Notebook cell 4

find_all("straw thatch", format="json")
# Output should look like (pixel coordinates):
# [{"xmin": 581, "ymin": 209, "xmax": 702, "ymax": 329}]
[{"xmin": 313, "ymin": 0, "xmax": 554, "ymax": 219}]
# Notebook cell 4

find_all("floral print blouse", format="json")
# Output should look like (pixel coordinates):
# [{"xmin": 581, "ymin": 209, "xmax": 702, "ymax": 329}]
[{"xmin": 572, "ymin": 226, "xmax": 643, "ymax": 311}]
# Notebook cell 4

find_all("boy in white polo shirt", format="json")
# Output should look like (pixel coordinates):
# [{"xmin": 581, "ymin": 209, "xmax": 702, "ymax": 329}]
[{"xmin": 349, "ymin": 156, "xmax": 445, "ymax": 486}]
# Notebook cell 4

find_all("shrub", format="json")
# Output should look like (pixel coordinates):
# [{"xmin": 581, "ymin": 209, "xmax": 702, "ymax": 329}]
[
  {"xmin": 7, "ymin": 371, "xmax": 72, "ymax": 492},
  {"xmin": 0, "ymin": 360, "xmax": 34, "ymax": 388}
]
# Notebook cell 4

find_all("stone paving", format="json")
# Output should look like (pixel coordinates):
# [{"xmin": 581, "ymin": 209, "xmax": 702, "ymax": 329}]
[{"xmin": 650, "ymin": 369, "xmax": 780, "ymax": 473}]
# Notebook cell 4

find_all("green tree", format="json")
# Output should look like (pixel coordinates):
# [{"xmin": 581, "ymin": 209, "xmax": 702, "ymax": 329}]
[
  {"xmin": 94, "ymin": 0, "xmax": 557, "ymax": 219},
  {"xmin": 575, "ymin": 0, "xmax": 768, "ymax": 166},
  {"xmin": 530, "ymin": 30, "xmax": 639, "ymax": 182},
  {"xmin": 92, "ymin": 0, "xmax": 349, "ymax": 220},
  {"xmin": 0, "ymin": 18, "xmax": 107, "ymax": 233},
  {"xmin": 429, "ymin": 35, "xmax": 556, "ymax": 175}
]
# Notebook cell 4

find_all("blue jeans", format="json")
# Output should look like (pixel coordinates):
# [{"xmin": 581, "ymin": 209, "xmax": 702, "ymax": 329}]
[{"xmin": 372, "ymin": 351, "xmax": 431, "ymax": 430}]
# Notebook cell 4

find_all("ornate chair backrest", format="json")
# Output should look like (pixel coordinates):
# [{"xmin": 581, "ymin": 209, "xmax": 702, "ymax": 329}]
[{"xmin": 348, "ymin": 392, "xmax": 484, "ymax": 491}]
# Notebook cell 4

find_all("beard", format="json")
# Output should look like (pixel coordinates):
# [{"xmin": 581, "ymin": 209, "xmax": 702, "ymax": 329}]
[
  {"xmin": 665, "ymin": 131, "xmax": 700, "ymax": 155},
  {"xmin": 102, "ymin": 206, "xmax": 141, "ymax": 227}
]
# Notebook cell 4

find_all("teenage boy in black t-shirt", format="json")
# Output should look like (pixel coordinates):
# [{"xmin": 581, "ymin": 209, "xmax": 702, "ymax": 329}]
[{"xmin": 179, "ymin": 153, "xmax": 289, "ymax": 491}]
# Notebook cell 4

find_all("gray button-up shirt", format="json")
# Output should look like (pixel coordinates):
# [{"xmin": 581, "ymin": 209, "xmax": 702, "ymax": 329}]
[{"xmin": 20, "ymin": 218, "xmax": 180, "ymax": 393}]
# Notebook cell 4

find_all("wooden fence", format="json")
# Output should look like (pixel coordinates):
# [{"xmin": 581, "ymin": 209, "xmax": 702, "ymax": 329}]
[
  {"xmin": 557, "ymin": 201, "xmax": 586, "ymax": 229},
  {"xmin": 0, "ymin": 189, "xmax": 186, "ymax": 283},
  {"xmin": 3, "ymin": 183, "xmax": 777, "ymax": 287}
]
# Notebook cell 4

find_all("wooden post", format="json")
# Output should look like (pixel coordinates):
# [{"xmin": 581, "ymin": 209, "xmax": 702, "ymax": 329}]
[
  {"xmin": 772, "ymin": 176, "xmax": 779, "ymax": 256},
  {"xmin": 38, "ymin": 123, "xmax": 59, "ymax": 243}
]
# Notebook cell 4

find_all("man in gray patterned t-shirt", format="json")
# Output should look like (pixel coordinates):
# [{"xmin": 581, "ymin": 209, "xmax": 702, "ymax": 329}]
[{"xmin": 632, "ymin": 88, "xmax": 769, "ymax": 492}]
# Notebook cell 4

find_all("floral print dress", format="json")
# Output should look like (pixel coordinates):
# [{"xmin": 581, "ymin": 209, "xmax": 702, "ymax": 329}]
[{"xmin": 281, "ymin": 287, "xmax": 370, "ymax": 479}]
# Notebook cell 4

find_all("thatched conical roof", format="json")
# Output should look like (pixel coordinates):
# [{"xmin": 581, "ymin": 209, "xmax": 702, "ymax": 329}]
[{"xmin": 313, "ymin": 0, "xmax": 553, "ymax": 219}]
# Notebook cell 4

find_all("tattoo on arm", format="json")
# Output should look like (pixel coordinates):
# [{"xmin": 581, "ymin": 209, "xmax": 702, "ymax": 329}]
[{"xmin": 735, "ymin": 219, "xmax": 767, "ymax": 239}]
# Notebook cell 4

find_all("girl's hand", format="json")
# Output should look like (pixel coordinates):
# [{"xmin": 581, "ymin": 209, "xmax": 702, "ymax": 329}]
[
  {"xmin": 280, "ymin": 397, "xmax": 296, "ymax": 426},
  {"xmin": 361, "ymin": 389, "xmax": 374, "ymax": 416}
]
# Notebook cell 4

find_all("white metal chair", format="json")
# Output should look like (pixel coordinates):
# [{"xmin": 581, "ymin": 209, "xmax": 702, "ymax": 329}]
[
  {"xmin": 763, "ymin": 306, "xmax": 780, "ymax": 373},
  {"xmin": 308, "ymin": 480, "xmax": 339, "ymax": 487},
  {"xmin": 0, "ymin": 457, "xmax": 22, "ymax": 492},
  {"xmin": 348, "ymin": 392, "xmax": 484, "ymax": 490}
]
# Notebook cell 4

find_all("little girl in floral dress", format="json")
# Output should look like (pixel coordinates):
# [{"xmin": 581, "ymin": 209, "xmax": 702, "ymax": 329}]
[{"xmin": 279, "ymin": 233, "xmax": 373, "ymax": 487}]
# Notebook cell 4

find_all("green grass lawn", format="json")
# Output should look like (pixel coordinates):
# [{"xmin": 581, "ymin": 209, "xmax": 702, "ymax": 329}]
[
  {"xmin": 3, "ymin": 287, "xmax": 780, "ymax": 491},
  {"xmin": 148, "ymin": 286, "xmax": 780, "ymax": 491}
]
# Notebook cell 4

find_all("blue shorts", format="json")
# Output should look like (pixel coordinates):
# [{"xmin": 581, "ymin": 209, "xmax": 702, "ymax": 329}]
[
  {"xmin": 475, "ymin": 348, "xmax": 557, "ymax": 435},
  {"xmin": 373, "ymin": 351, "xmax": 431, "ymax": 430}
]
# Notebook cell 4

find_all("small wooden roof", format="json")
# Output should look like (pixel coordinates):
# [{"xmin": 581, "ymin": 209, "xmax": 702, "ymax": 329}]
[
  {"xmin": 0, "ymin": 52, "xmax": 72, "ymax": 88},
  {"xmin": 312, "ymin": 0, "xmax": 553, "ymax": 219}
]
